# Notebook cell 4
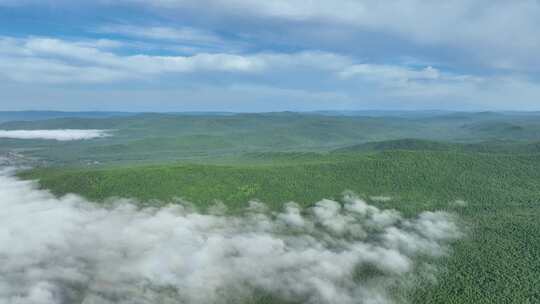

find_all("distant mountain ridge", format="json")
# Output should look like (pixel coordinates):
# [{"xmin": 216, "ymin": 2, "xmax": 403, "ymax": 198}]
[
  {"xmin": 3, "ymin": 110, "xmax": 540, "ymax": 123},
  {"xmin": 3, "ymin": 111, "xmax": 540, "ymax": 165},
  {"xmin": 334, "ymin": 138, "xmax": 540, "ymax": 154},
  {"xmin": 0, "ymin": 111, "xmax": 137, "ymax": 123}
]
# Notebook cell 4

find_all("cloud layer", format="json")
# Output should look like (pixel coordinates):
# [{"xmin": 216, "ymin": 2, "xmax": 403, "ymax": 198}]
[
  {"xmin": 1, "ymin": 0, "xmax": 539, "ymax": 111},
  {"xmin": 1, "ymin": 34, "xmax": 538, "ymax": 111},
  {"xmin": 0, "ymin": 167, "xmax": 461, "ymax": 304},
  {"xmin": 122, "ymin": 0, "xmax": 540, "ymax": 71},
  {"xmin": 3, "ymin": 0, "xmax": 540, "ymax": 72},
  {"xmin": 0, "ymin": 130, "xmax": 110, "ymax": 141}
]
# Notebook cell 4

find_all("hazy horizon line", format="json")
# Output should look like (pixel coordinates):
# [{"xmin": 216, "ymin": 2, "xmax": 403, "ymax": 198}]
[{"xmin": 2, "ymin": 109, "xmax": 540, "ymax": 114}]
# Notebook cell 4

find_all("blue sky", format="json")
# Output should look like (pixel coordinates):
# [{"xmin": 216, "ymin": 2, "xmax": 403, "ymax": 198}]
[{"xmin": 0, "ymin": 0, "xmax": 539, "ymax": 112}]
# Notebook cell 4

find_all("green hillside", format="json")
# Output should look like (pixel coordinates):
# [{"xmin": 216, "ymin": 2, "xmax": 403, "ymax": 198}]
[
  {"xmin": 6, "ymin": 112, "xmax": 540, "ymax": 303},
  {"xmin": 3, "ymin": 112, "xmax": 540, "ymax": 166},
  {"xmin": 335, "ymin": 138, "xmax": 540, "ymax": 154},
  {"xmin": 334, "ymin": 139, "xmax": 456, "ymax": 152},
  {"xmin": 20, "ymin": 150, "xmax": 540, "ymax": 304}
]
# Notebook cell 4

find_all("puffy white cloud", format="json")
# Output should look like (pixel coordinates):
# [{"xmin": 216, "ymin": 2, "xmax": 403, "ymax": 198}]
[
  {"xmin": 0, "ymin": 28, "xmax": 538, "ymax": 110},
  {"xmin": 0, "ymin": 35, "xmax": 478, "ymax": 88},
  {"xmin": 0, "ymin": 129, "xmax": 110, "ymax": 140},
  {"xmin": 0, "ymin": 167, "xmax": 461, "ymax": 304}
]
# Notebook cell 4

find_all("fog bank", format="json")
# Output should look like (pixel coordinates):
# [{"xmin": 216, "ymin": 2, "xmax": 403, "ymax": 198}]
[
  {"xmin": 0, "ymin": 168, "xmax": 461, "ymax": 304},
  {"xmin": 0, "ymin": 130, "xmax": 109, "ymax": 141}
]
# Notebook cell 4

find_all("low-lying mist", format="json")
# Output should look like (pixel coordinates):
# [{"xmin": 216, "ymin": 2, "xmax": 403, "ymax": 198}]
[
  {"xmin": 0, "ymin": 130, "xmax": 110, "ymax": 141},
  {"xmin": 0, "ymin": 167, "xmax": 461, "ymax": 304}
]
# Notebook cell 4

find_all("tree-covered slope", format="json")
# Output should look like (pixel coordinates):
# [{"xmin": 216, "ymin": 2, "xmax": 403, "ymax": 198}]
[
  {"xmin": 4, "ymin": 111, "xmax": 540, "ymax": 166},
  {"xmin": 19, "ymin": 151, "xmax": 540, "ymax": 304},
  {"xmin": 334, "ymin": 138, "xmax": 540, "ymax": 154}
]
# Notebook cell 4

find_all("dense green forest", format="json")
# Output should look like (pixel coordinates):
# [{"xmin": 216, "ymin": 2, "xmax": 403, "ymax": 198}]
[
  {"xmin": 3, "ymin": 111, "xmax": 540, "ymax": 166},
  {"xmin": 20, "ymin": 150, "xmax": 540, "ymax": 304},
  {"xmin": 4, "ymin": 112, "xmax": 540, "ymax": 303}
]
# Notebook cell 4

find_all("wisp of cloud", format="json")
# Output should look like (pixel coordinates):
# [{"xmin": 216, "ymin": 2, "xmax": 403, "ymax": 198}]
[
  {"xmin": 0, "ymin": 130, "xmax": 110, "ymax": 141},
  {"xmin": 0, "ymin": 168, "xmax": 461, "ymax": 304}
]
